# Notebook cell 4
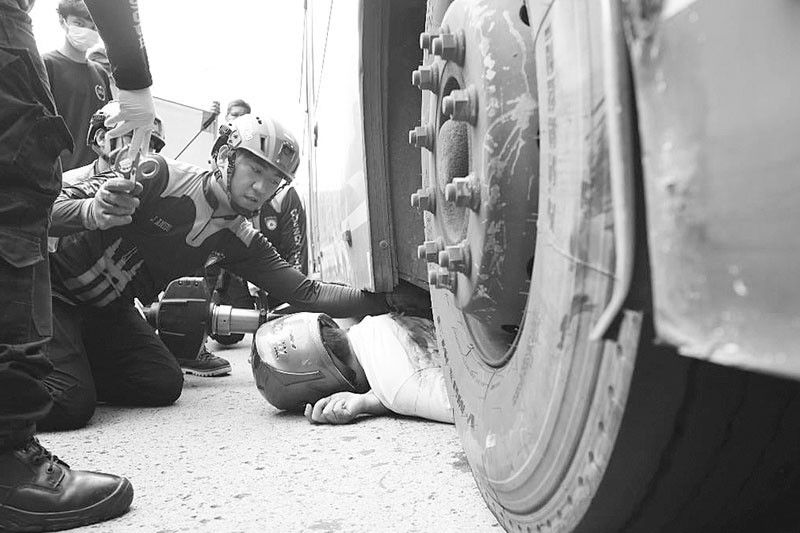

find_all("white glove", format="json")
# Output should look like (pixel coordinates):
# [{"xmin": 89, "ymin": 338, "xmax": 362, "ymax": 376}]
[
  {"xmin": 83, "ymin": 177, "xmax": 142, "ymax": 230},
  {"xmin": 105, "ymin": 87, "xmax": 156, "ymax": 160}
]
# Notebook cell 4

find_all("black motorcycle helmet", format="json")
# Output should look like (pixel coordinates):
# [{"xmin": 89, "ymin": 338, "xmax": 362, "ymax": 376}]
[{"xmin": 251, "ymin": 313, "xmax": 369, "ymax": 411}]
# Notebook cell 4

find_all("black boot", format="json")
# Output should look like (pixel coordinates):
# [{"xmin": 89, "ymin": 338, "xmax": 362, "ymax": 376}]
[{"xmin": 0, "ymin": 438, "xmax": 133, "ymax": 532}]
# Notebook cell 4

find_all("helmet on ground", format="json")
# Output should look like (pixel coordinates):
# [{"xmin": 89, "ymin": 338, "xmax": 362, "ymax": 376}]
[
  {"xmin": 251, "ymin": 313, "xmax": 368, "ymax": 411},
  {"xmin": 87, "ymin": 100, "xmax": 166, "ymax": 158},
  {"xmin": 210, "ymin": 114, "xmax": 300, "ymax": 216}
]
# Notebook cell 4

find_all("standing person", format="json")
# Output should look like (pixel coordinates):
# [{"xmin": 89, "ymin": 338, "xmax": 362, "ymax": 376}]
[
  {"xmin": 43, "ymin": 0, "xmax": 113, "ymax": 171},
  {"xmin": 225, "ymin": 98, "xmax": 251, "ymax": 122},
  {"xmin": 86, "ymin": 42, "xmax": 117, "ymax": 98},
  {"xmin": 42, "ymin": 112, "xmax": 414, "ymax": 429},
  {"xmin": 0, "ymin": 0, "xmax": 156, "ymax": 530}
]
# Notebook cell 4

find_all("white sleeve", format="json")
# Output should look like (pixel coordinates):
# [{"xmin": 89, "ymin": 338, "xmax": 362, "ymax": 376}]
[{"xmin": 347, "ymin": 315, "xmax": 454, "ymax": 424}]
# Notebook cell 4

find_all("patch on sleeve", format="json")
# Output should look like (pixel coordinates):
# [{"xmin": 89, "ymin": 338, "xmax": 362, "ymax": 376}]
[{"xmin": 263, "ymin": 216, "xmax": 278, "ymax": 231}]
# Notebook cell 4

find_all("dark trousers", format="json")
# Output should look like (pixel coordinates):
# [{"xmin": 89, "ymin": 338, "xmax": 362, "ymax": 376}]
[
  {"xmin": 39, "ymin": 299, "xmax": 184, "ymax": 431},
  {"xmin": 0, "ymin": 5, "xmax": 72, "ymax": 451}
]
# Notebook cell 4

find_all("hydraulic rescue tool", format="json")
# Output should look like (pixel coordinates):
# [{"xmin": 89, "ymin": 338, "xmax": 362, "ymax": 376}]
[{"xmin": 143, "ymin": 277, "xmax": 268, "ymax": 360}]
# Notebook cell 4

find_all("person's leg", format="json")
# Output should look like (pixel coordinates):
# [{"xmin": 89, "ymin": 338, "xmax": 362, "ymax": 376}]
[
  {"xmin": 38, "ymin": 299, "xmax": 98, "ymax": 431},
  {"xmin": 304, "ymin": 391, "xmax": 389, "ymax": 425},
  {"xmin": 0, "ymin": 259, "xmax": 53, "ymax": 448},
  {"xmin": 83, "ymin": 304, "xmax": 184, "ymax": 407},
  {"xmin": 0, "ymin": 6, "xmax": 133, "ymax": 530},
  {"xmin": 0, "ymin": 5, "xmax": 61, "ymax": 444}
]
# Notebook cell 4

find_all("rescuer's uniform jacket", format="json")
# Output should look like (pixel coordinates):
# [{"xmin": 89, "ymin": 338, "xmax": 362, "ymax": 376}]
[
  {"xmin": 49, "ymin": 155, "xmax": 388, "ymax": 317},
  {"xmin": 257, "ymin": 186, "xmax": 308, "ymax": 275}
]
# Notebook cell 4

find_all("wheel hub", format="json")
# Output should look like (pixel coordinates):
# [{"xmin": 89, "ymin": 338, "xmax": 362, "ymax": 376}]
[{"xmin": 410, "ymin": 0, "xmax": 539, "ymax": 367}]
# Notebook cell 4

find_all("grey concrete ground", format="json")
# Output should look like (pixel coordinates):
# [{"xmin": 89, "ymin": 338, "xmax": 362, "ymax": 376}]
[{"xmin": 41, "ymin": 336, "xmax": 499, "ymax": 532}]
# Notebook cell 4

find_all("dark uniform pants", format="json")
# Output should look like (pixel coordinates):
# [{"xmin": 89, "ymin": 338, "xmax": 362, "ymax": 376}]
[
  {"xmin": 39, "ymin": 299, "xmax": 185, "ymax": 431},
  {"xmin": 0, "ymin": 4, "xmax": 72, "ymax": 451}
]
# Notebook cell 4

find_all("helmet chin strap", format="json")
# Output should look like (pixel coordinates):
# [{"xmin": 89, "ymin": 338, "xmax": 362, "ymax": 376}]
[
  {"xmin": 213, "ymin": 146, "xmax": 290, "ymax": 218},
  {"xmin": 214, "ymin": 166, "xmax": 259, "ymax": 218}
]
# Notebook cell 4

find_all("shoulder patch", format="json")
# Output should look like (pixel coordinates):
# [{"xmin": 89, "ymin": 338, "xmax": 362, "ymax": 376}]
[{"xmin": 263, "ymin": 216, "xmax": 278, "ymax": 232}]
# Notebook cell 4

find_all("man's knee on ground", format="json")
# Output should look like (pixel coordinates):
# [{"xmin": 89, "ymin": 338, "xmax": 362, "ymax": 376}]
[
  {"xmin": 149, "ymin": 367, "xmax": 184, "ymax": 406},
  {"xmin": 39, "ymin": 385, "xmax": 97, "ymax": 431},
  {"xmin": 130, "ymin": 366, "xmax": 184, "ymax": 406}
]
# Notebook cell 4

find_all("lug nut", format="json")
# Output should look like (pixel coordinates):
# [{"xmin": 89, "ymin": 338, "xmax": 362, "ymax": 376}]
[
  {"xmin": 431, "ymin": 30, "xmax": 464, "ymax": 65},
  {"xmin": 410, "ymin": 186, "xmax": 436, "ymax": 213},
  {"xmin": 411, "ymin": 64, "xmax": 439, "ymax": 92},
  {"xmin": 408, "ymin": 125, "xmax": 434, "ymax": 151},
  {"xmin": 444, "ymin": 175, "xmax": 480, "ymax": 211},
  {"xmin": 427, "ymin": 265, "xmax": 439, "ymax": 286},
  {"xmin": 417, "ymin": 238, "xmax": 443, "ymax": 263},
  {"xmin": 438, "ymin": 249, "xmax": 450, "ymax": 269},
  {"xmin": 419, "ymin": 32, "xmax": 438, "ymax": 52},
  {"xmin": 436, "ymin": 267, "xmax": 457, "ymax": 291},
  {"xmin": 445, "ymin": 242, "xmax": 471, "ymax": 275},
  {"xmin": 442, "ymin": 86, "xmax": 477, "ymax": 124}
]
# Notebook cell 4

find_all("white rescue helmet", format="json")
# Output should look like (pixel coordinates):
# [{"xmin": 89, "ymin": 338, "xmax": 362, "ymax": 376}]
[
  {"xmin": 212, "ymin": 113, "xmax": 300, "ymax": 181},
  {"xmin": 251, "ymin": 313, "xmax": 368, "ymax": 411},
  {"xmin": 87, "ymin": 100, "xmax": 166, "ymax": 158},
  {"xmin": 211, "ymin": 113, "xmax": 300, "ymax": 217}
]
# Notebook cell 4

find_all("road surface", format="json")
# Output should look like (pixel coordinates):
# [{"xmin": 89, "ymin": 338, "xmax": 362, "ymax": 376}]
[{"xmin": 40, "ymin": 335, "xmax": 500, "ymax": 532}]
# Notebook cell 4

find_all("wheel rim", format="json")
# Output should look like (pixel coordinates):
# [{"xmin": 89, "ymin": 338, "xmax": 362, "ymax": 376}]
[{"xmin": 414, "ymin": 0, "xmax": 539, "ymax": 368}]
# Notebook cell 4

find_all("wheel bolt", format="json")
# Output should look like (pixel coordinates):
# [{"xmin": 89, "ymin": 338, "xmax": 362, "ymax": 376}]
[
  {"xmin": 427, "ymin": 265, "xmax": 439, "ymax": 286},
  {"xmin": 444, "ymin": 175, "xmax": 480, "ymax": 211},
  {"xmin": 419, "ymin": 32, "xmax": 438, "ymax": 52},
  {"xmin": 411, "ymin": 64, "xmax": 439, "ymax": 92},
  {"xmin": 408, "ymin": 125, "xmax": 434, "ymax": 151},
  {"xmin": 438, "ymin": 249, "xmax": 450, "ymax": 269},
  {"xmin": 431, "ymin": 30, "xmax": 464, "ymax": 65},
  {"xmin": 442, "ymin": 86, "xmax": 477, "ymax": 124},
  {"xmin": 436, "ymin": 266, "xmax": 456, "ymax": 291},
  {"xmin": 417, "ymin": 238, "xmax": 443, "ymax": 263},
  {"xmin": 445, "ymin": 242, "xmax": 471, "ymax": 275},
  {"xmin": 410, "ymin": 186, "xmax": 436, "ymax": 213}
]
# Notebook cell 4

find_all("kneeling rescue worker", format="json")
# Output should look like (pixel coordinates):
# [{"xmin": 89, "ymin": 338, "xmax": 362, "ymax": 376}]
[{"xmin": 42, "ymin": 112, "xmax": 402, "ymax": 432}]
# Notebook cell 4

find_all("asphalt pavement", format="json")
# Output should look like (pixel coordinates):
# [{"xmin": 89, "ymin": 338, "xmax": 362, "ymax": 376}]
[{"xmin": 40, "ymin": 335, "xmax": 500, "ymax": 532}]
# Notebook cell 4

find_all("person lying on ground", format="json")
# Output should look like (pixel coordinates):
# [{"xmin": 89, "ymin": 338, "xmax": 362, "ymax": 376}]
[{"xmin": 252, "ymin": 312, "xmax": 453, "ymax": 425}]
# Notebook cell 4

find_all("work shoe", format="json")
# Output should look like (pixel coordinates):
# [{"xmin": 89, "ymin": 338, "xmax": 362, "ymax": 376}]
[
  {"xmin": 0, "ymin": 438, "xmax": 133, "ymax": 532},
  {"xmin": 177, "ymin": 345, "xmax": 231, "ymax": 377}
]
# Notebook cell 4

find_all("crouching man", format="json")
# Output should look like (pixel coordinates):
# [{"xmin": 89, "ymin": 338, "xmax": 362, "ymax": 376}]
[
  {"xmin": 42, "ymin": 113, "xmax": 398, "ymax": 431},
  {"xmin": 252, "ymin": 312, "xmax": 454, "ymax": 425}
]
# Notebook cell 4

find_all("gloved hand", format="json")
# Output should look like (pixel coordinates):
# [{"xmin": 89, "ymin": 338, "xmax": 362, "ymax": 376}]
[
  {"xmin": 84, "ymin": 177, "xmax": 142, "ymax": 230},
  {"xmin": 105, "ymin": 87, "xmax": 156, "ymax": 160}
]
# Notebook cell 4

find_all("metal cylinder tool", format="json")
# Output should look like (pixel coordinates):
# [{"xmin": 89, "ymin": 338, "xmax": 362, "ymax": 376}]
[{"xmin": 143, "ymin": 277, "xmax": 265, "ymax": 360}]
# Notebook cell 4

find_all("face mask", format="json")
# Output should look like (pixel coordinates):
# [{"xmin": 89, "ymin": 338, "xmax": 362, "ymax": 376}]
[{"xmin": 66, "ymin": 25, "xmax": 100, "ymax": 53}]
